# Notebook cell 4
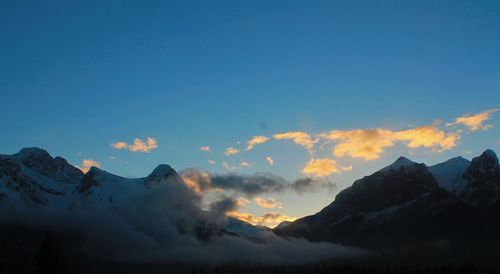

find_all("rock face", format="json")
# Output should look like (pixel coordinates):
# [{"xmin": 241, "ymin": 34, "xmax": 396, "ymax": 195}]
[{"xmin": 275, "ymin": 150, "xmax": 500, "ymax": 248}]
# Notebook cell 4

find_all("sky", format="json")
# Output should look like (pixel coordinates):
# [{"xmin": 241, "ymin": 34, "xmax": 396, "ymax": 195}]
[{"xmin": 1, "ymin": 0, "xmax": 500, "ymax": 227}]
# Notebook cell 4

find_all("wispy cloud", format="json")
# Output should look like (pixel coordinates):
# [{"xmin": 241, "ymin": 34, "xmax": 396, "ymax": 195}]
[
  {"xmin": 447, "ymin": 108, "xmax": 498, "ymax": 131},
  {"xmin": 254, "ymin": 197, "xmax": 282, "ymax": 208},
  {"xmin": 240, "ymin": 161, "xmax": 253, "ymax": 168},
  {"xmin": 246, "ymin": 135, "xmax": 270, "ymax": 151},
  {"xmin": 76, "ymin": 159, "xmax": 101, "ymax": 173},
  {"xmin": 266, "ymin": 156, "xmax": 274, "ymax": 165},
  {"xmin": 273, "ymin": 131, "xmax": 317, "ymax": 153},
  {"xmin": 208, "ymin": 159, "xmax": 216, "ymax": 165},
  {"xmin": 200, "ymin": 146, "xmax": 211, "ymax": 152},
  {"xmin": 224, "ymin": 147, "xmax": 240, "ymax": 156},
  {"xmin": 302, "ymin": 158, "xmax": 352, "ymax": 177},
  {"xmin": 111, "ymin": 137, "xmax": 158, "ymax": 153}
]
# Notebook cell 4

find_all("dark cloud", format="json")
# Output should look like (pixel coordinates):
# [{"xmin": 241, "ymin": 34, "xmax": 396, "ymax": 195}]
[
  {"xmin": 209, "ymin": 195, "xmax": 239, "ymax": 215},
  {"xmin": 291, "ymin": 177, "xmax": 337, "ymax": 194},
  {"xmin": 180, "ymin": 169, "xmax": 337, "ymax": 197}
]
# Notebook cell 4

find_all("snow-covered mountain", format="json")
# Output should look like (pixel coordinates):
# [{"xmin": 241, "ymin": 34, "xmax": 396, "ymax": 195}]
[
  {"xmin": 275, "ymin": 149, "xmax": 500, "ymax": 248},
  {"xmin": 0, "ymin": 147, "xmax": 266, "ymax": 242}
]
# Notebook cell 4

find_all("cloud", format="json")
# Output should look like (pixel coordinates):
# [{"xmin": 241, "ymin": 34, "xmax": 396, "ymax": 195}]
[
  {"xmin": 111, "ymin": 137, "xmax": 158, "ymax": 153},
  {"xmin": 209, "ymin": 195, "xmax": 240, "ymax": 215},
  {"xmin": 111, "ymin": 142, "xmax": 128, "ymax": 149},
  {"xmin": 273, "ymin": 131, "xmax": 317, "ymax": 153},
  {"xmin": 266, "ymin": 156, "xmax": 274, "ymax": 165},
  {"xmin": 394, "ymin": 124, "xmax": 458, "ymax": 151},
  {"xmin": 207, "ymin": 159, "xmax": 216, "ymax": 165},
  {"xmin": 200, "ymin": 146, "xmax": 211, "ymax": 152},
  {"xmin": 180, "ymin": 169, "xmax": 335, "ymax": 197},
  {"xmin": 76, "ymin": 159, "xmax": 101, "ymax": 173},
  {"xmin": 246, "ymin": 136, "xmax": 270, "ymax": 151},
  {"xmin": 291, "ymin": 177, "xmax": 338, "ymax": 194},
  {"xmin": 224, "ymin": 147, "xmax": 240, "ymax": 156},
  {"xmin": 302, "ymin": 158, "xmax": 352, "ymax": 177},
  {"xmin": 321, "ymin": 129, "xmax": 396, "ymax": 160},
  {"xmin": 226, "ymin": 211, "xmax": 297, "ymax": 228},
  {"xmin": 239, "ymin": 161, "xmax": 252, "ymax": 168},
  {"xmin": 222, "ymin": 161, "xmax": 237, "ymax": 171},
  {"xmin": 254, "ymin": 197, "xmax": 282, "ymax": 209},
  {"xmin": 447, "ymin": 108, "xmax": 498, "ymax": 131},
  {"xmin": 321, "ymin": 124, "xmax": 458, "ymax": 160}
]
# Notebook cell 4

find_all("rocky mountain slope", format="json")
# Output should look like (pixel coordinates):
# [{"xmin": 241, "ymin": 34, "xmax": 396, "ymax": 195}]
[{"xmin": 275, "ymin": 150, "xmax": 500, "ymax": 249}]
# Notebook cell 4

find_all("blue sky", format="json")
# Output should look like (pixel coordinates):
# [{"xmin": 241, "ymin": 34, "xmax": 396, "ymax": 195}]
[{"xmin": 1, "ymin": 1, "xmax": 500, "ymax": 225}]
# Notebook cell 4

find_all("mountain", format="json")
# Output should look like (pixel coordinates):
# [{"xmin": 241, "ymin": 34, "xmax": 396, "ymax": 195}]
[
  {"xmin": 0, "ymin": 147, "xmax": 266, "ymax": 242},
  {"xmin": 275, "ymin": 150, "xmax": 500, "ymax": 249}
]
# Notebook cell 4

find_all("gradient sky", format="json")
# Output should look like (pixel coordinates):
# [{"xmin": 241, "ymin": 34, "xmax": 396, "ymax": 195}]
[{"xmin": 1, "ymin": 1, "xmax": 500, "ymax": 226}]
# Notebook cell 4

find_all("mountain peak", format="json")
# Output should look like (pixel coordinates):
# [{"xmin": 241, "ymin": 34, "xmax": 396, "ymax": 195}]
[
  {"xmin": 16, "ymin": 147, "xmax": 52, "ymax": 160},
  {"xmin": 481, "ymin": 149, "xmax": 498, "ymax": 161},
  {"xmin": 466, "ymin": 149, "xmax": 499, "ymax": 176},
  {"xmin": 381, "ymin": 156, "xmax": 416, "ymax": 172},
  {"xmin": 145, "ymin": 164, "xmax": 179, "ymax": 185}
]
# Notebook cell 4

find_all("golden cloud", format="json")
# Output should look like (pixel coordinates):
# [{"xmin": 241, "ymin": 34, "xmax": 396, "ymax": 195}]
[
  {"xmin": 200, "ymin": 146, "xmax": 210, "ymax": 152},
  {"xmin": 322, "ymin": 129, "xmax": 395, "ymax": 160},
  {"xmin": 111, "ymin": 142, "xmax": 128, "ymax": 150},
  {"xmin": 395, "ymin": 124, "xmax": 459, "ymax": 151},
  {"xmin": 302, "ymin": 158, "xmax": 352, "ymax": 177},
  {"xmin": 226, "ymin": 211, "xmax": 296, "ymax": 228},
  {"xmin": 273, "ymin": 131, "xmax": 317, "ymax": 153},
  {"xmin": 246, "ymin": 136, "xmax": 270, "ymax": 151},
  {"xmin": 266, "ymin": 156, "xmax": 274, "ymax": 165},
  {"xmin": 76, "ymin": 159, "xmax": 101, "ymax": 173},
  {"xmin": 111, "ymin": 137, "xmax": 158, "ymax": 153},
  {"xmin": 224, "ymin": 147, "xmax": 240, "ymax": 156},
  {"xmin": 321, "ymin": 124, "xmax": 459, "ymax": 160},
  {"xmin": 254, "ymin": 197, "xmax": 282, "ymax": 208},
  {"xmin": 447, "ymin": 108, "xmax": 498, "ymax": 131}
]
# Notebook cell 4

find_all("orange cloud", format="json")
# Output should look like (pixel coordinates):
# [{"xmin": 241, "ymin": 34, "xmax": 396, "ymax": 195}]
[
  {"xmin": 200, "ymin": 146, "xmax": 210, "ymax": 152},
  {"xmin": 266, "ymin": 156, "xmax": 274, "ymax": 165},
  {"xmin": 246, "ymin": 136, "xmax": 270, "ymax": 151},
  {"xmin": 76, "ymin": 159, "xmax": 101, "ymax": 173},
  {"xmin": 447, "ymin": 108, "xmax": 498, "ymax": 131},
  {"xmin": 273, "ymin": 131, "xmax": 317, "ymax": 153},
  {"xmin": 226, "ymin": 211, "xmax": 296, "ymax": 228},
  {"xmin": 302, "ymin": 158, "xmax": 352, "ymax": 177},
  {"xmin": 322, "ymin": 129, "xmax": 395, "ymax": 160},
  {"xmin": 395, "ymin": 124, "xmax": 458, "ymax": 151},
  {"xmin": 224, "ymin": 147, "xmax": 240, "ymax": 156},
  {"xmin": 254, "ymin": 197, "xmax": 282, "ymax": 208},
  {"xmin": 321, "ymin": 124, "xmax": 459, "ymax": 160},
  {"xmin": 111, "ymin": 137, "xmax": 158, "ymax": 153}
]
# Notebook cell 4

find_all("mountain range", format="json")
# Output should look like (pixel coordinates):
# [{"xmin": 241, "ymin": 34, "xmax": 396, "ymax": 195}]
[{"xmin": 1, "ymin": 147, "xmax": 500, "ymax": 257}]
